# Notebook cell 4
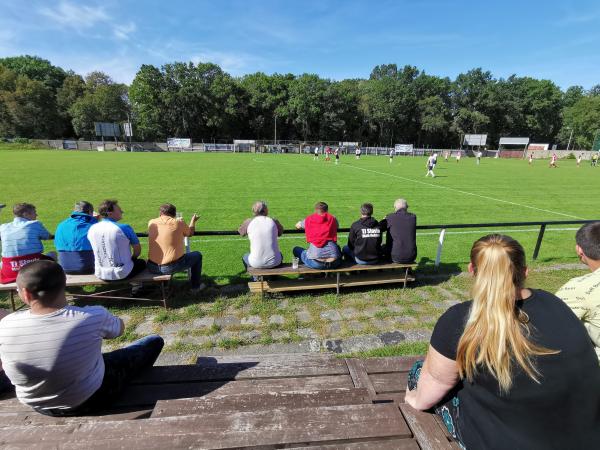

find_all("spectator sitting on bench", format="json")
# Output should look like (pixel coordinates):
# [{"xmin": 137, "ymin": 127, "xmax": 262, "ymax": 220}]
[
  {"xmin": 239, "ymin": 200, "xmax": 283, "ymax": 269},
  {"xmin": 556, "ymin": 222, "xmax": 600, "ymax": 360},
  {"xmin": 54, "ymin": 201, "xmax": 98, "ymax": 275},
  {"xmin": 342, "ymin": 203, "xmax": 382, "ymax": 265},
  {"xmin": 293, "ymin": 201, "xmax": 342, "ymax": 270},
  {"xmin": 0, "ymin": 309, "xmax": 10, "ymax": 394},
  {"xmin": 0, "ymin": 203, "xmax": 55, "ymax": 284},
  {"xmin": 0, "ymin": 261, "xmax": 164, "ymax": 416},
  {"xmin": 404, "ymin": 234, "xmax": 600, "ymax": 449},
  {"xmin": 147, "ymin": 203, "xmax": 205, "ymax": 293},
  {"xmin": 87, "ymin": 199, "xmax": 146, "ymax": 281},
  {"xmin": 380, "ymin": 198, "xmax": 417, "ymax": 264}
]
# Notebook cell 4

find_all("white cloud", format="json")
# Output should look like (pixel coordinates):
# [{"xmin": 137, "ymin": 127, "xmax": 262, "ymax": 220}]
[
  {"xmin": 191, "ymin": 51, "xmax": 264, "ymax": 75},
  {"xmin": 39, "ymin": 1, "xmax": 109, "ymax": 27},
  {"xmin": 113, "ymin": 22, "xmax": 137, "ymax": 41}
]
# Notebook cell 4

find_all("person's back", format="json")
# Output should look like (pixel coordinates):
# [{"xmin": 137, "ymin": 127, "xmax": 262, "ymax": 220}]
[
  {"xmin": 54, "ymin": 202, "xmax": 98, "ymax": 275},
  {"xmin": 434, "ymin": 291, "xmax": 600, "ymax": 449},
  {"xmin": 384, "ymin": 199, "xmax": 417, "ymax": 263},
  {"xmin": 148, "ymin": 215, "xmax": 189, "ymax": 265},
  {"xmin": 0, "ymin": 203, "xmax": 51, "ymax": 283},
  {"xmin": 346, "ymin": 203, "xmax": 381, "ymax": 264},
  {"xmin": 245, "ymin": 217, "xmax": 282, "ymax": 268}
]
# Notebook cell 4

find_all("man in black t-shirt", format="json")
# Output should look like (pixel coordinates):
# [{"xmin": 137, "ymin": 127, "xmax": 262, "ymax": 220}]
[
  {"xmin": 342, "ymin": 203, "xmax": 381, "ymax": 264},
  {"xmin": 381, "ymin": 199, "xmax": 417, "ymax": 264}
]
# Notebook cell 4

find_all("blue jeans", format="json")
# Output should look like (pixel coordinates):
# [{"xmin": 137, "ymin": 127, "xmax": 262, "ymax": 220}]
[
  {"xmin": 342, "ymin": 245, "xmax": 378, "ymax": 265},
  {"xmin": 39, "ymin": 335, "xmax": 164, "ymax": 416},
  {"xmin": 292, "ymin": 246, "xmax": 342, "ymax": 270},
  {"xmin": 147, "ymin": 251, "xmax": 203, "ymax": 288}
]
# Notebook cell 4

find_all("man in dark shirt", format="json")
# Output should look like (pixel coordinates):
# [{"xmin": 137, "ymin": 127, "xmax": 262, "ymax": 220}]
[
  {"xmin": 381, "ymin": 198, "xmax": 417, "ymax": 263},
  {"xmin": 343, "ymin": 203, "xmax": 382, "ymax": 265}
]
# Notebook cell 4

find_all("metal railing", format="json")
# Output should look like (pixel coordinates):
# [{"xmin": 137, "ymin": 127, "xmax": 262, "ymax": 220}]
[{"xmin": 132, "ymin": 219, "xmax": 597, "ymax": 268}]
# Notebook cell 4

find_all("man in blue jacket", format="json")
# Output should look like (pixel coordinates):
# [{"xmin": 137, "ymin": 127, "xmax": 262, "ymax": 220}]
[{"xmin": 55, "ymin": 201, "xmax": 98, "ymax": 274}]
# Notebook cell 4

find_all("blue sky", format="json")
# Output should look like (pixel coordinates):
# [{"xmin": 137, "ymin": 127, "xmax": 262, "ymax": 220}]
[{"xmin": 1, "ymin": 0, "xmax": 599, "ymax": 88}]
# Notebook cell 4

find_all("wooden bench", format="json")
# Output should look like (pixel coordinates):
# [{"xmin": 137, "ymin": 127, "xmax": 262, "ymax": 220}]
[
  {"xmin": 0, "ymin": 270, "xmax": 173, "ymax": 311},
  {"xmin": 247, "ymin": 262, "xmax": 416, "ymax": 297},
  {"xmin": 0, "ymin": 354, "xmax": 458, "ymax": 449}
]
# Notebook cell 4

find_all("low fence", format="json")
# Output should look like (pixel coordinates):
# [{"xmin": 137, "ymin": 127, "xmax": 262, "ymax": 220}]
[{"xmin": 130, "ymin": 219, "xmax": 597, "ymax": 268}]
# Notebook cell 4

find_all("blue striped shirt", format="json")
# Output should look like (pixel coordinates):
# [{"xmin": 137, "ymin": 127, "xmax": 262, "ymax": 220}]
[{"xmin": 0, "ymin": 218, "xmax": 51, "ymax": 257}]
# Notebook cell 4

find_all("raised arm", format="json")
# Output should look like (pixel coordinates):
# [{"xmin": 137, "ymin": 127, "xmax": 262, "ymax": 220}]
[
  {"xmin": 404, "ymin": 345, "xmax": 459, "ymax": 410},
  {"xmin": 238, "ymin": 218, "xmax": 252, "ymax": 236}
]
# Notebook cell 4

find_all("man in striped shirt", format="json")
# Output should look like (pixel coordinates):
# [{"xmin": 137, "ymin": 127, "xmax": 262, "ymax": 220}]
[{"xmin": 0, "ymin": 261, "xmax": 163, "ymax": 415}]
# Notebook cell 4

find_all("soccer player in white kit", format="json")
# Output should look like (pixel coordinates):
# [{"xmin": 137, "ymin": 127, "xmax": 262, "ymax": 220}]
[
  {"xmin": 426, "ymin": 155, "xmax": 436, "ymax": 177},
  {"xmin": 313, "ymin": 147, "xmax": 319, "ymax": 160},
  {"xmin": 456, "ymin": 151, "xmax": 461, "ymax": 163},
  {"xmin": 389, "ymin": 148, "xmax": 394, "ymax": 163},
  {"xmin": 334, "ymin": 148, "xmax": 340, "ymax": 165},
  {"xmin": 549, "ymin": 153, "xmax": 558, "ymax": 168},
  {"xmin": 476, "ymin": 151, "xmax": 482, "ymax": 165},
  {"xmin": 355, "ymin": 148, "xmax": 361, "ymax": 159},
  {"xmin": 528, "ymin": 153, "xmax": 534, "ymax": 165}
]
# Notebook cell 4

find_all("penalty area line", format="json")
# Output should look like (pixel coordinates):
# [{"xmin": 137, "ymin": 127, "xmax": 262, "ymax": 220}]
[{"xmin": 343, "ymin": 164, "xmax": 584, "ymax": 220}]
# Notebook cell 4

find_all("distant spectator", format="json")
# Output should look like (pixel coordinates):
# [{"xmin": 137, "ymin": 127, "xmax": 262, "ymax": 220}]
[
  {"xmin": 87, "ymin": 200, "xmax": 146, "ymax": 281},
  {"xmin": 0, "ymin": 203, "xmax": 54, "ymax": 284},
  {"xmin": 343, "ymin": 203, "xmax": 382, "ymax": 265},
  {"xmin": 556, "ymin": 222, "xmax": 600, "ymax": 360},
  {"xmin": 405, "ymin": 234, "xmax": 600, "ymax": 448},
  {"xmin": 54, "ymin": 201, "xmax": 98, "ymax": 275},
  {"xmin": 147, "ymin": 203, "xmax": 205, "ymax": 293},
  {"xmin": 0, "ymin": 261, "xmax": 163, "ymax": 415},
  {"xmin": 293, "ymin": 202, "xmax": 341, "ymax": 269},
  {"xmin": 381, "ymin": 199, "xmax": 417, "ymax": 264},
  {"xmin": 239, "ymin": 201, "xmax": 283, "ymax": 269}
]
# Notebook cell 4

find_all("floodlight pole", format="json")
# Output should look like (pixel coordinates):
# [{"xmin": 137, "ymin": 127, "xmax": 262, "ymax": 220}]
[
  {"xmin": 274, "ymin": 115, "xmax": 277, "ymax": 146},
  {"xmin": 566, "ymin": 128, "xmax": 574, "ymax": 151}
]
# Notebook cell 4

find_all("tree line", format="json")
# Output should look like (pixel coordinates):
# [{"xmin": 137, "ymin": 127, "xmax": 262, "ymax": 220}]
[{"xmin": 1, "ymin": 55, "xmax": 599, "ymax": 149}]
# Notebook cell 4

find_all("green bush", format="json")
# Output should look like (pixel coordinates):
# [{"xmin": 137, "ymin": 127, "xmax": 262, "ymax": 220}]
[
  {"xmin": 12, "ymin": 137, "xmax": 30, "ymax": 144},
  {"xmin": 565, "ymin": 152, "xmax": 576, "ymax": 159}
]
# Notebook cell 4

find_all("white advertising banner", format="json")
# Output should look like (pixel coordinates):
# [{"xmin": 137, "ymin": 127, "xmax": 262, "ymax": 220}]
[{"xmin": 167, "ymin": 138, "xmax": 192, "ymax": 149}]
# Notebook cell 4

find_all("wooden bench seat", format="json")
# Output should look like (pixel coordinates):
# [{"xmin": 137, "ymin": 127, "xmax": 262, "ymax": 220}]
[
  {"xmin": 0, "ymin": 270, "xmax": 173, "ymax": 310},
  {"xmin": 247, "ymin": 262, "xmax": 416, "ymax": 296}
]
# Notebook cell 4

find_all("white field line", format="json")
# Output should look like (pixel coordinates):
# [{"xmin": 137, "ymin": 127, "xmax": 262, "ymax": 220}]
[
  {"xmin": 343, "ymin": 164, "xmax": 584, "ymax": 220},
  {"xmin": 191, "ymin": 227, "xmax": 579, "ymax": 243}
]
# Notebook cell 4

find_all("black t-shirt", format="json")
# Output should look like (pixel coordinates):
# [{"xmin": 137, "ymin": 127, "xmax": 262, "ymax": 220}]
[
  {"xmin": 348, "ymin": 217, "xmax": 382, "ymax": 262},
  {"xmin": 382, "ymin": 210, "xmax": 417, "ymax": 263},
  {"xmin": 431, "ymin": 290, "xmax": 600, "ymax": 450}
]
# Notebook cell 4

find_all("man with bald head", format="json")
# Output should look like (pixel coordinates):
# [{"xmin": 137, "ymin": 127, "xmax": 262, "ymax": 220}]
[{"xmin": 381, "ymin": 198, "xmax": 417, "ymax": 264}]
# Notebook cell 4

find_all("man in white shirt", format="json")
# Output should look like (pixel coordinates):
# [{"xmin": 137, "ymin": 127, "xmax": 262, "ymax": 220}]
[
  {"xmin": 87, "ymin": 199, "xmax": 146, "ymax": 281},
  {"xmin": 0, "ymin": 261, "xmax": 163, "ymax": 415},
  {"xmin": 556, "ymin": 222, "xmax": 600, "ymax": 360},
  {"xmin": 239, "ymin": 201, "xmax": 283, "ymax": 269}
]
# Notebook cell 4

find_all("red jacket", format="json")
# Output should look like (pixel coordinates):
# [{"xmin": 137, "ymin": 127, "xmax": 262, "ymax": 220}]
[
  {"xmin": 305, "ymin": 213, "xmax": 337, "ymax": 248},
  {"xmin": 1, "ymin": 253, "xmax": 43, "ymax": 284}
]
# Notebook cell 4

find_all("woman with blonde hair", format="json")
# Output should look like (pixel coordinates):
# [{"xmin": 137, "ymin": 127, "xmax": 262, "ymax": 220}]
[{"xmin": 405, "ymin": 234, "xmax": 600, "ymax": 449}]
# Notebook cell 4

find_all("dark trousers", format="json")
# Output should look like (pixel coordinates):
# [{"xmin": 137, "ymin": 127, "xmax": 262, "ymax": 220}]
[
  {"xmin": 147, "ymin": 252, "xmax": 203, "ymax": 289},
  {"xmin": 125, "ymin": 258, "xmax": 147, "ymax": 279},
  {"xmin": 38, "ymin": 335, "xmax": 164, "ymax": 417}
]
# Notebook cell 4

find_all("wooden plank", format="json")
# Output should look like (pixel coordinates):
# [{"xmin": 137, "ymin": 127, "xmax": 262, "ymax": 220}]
[
  {"xmin": 2, "ymin": 404, "xmax": 412, "ymax": 447},
  {"xmin": 362, "ymin": 356, "xmax": 422, "ymax": 374},
  {"xmin": 115, "ymin": 374, "xmax": 355, "ymax": 407},
  {"xmin": 249, "ymin": 273, "xmax": 414, "ymax": 293},
  {"xmin": 399, "ymin": 403, "xmax": 455, "ymax": 450},
  {"xmin": 248, "ymin": 262, "xmax": 416, "ymax": 276},
  {"xmin": 345, "ymin": 359, "xmax": 377, "ymax": 400},
  {"xmin": 293, "ymin": 439, "xmax": 420, "ymax": 450},
  {"xmin": 0, "ymin": 408, "xmax": 152, "ymax": 427},
  {"xmin": 132, "ymin": 356, "xmax": 348, "ymax": 384},
  {"xmin": 371, "ymin": 372, "xmax": 409, "ymax": 394},
  {"xmin": 151, "ymin": 387, "xmax": 372, "ymax": 417}
]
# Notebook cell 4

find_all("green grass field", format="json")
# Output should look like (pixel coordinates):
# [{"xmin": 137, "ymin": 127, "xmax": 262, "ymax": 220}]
[{"xmin": 1, "ymin": 145, "xmax": 598, "ymax": 282}]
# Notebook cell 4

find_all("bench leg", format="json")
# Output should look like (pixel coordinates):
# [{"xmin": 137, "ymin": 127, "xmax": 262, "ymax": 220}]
[
  {"xmin": 260, "ymin": 275, "xmax": 264, "ymax": 301},
  {"xmin": 336, "ymin": 272, "xmax": 340, "ymax": 295},
  {"xmin": 403, "ymin": 268, "xmax": 408, "ymax": 289},
  {"xmin": 160, "ymin": 282, "xmax": 168, "ymax": 308},
  {"xmin": 10, "ymin": 290, "xmax": 16, "ymax": 311}
]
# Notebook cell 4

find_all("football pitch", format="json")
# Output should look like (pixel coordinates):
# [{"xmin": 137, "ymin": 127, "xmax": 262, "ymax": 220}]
[{"xmin": 1, "ymin": 147, "xmax": 598, "ymax": 282}]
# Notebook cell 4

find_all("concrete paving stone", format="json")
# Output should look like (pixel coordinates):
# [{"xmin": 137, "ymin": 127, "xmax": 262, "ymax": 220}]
[
  {"xmin": 320, "ymin": 310, "xmax": 343, "ymax": 321},
  {"xmin": 271, "ymin": 330, "xmax": 290, "ymax": 340},
  {"xmin": 371, "ymin": 319, "xmax": 396, "ymax": 330},
  {"xmin": 363, "ymin": 307, "xmax": 383, "ymax": 318},
  {"xmin": 323, "ymin": 339, "xmax": 343, "ymax": 353},
  {"xmin": 296, "ymin": 310, "xmax": 312, "ymax": 323},
  {"xmin": 241, "ymin": 330, "xmax": 261, "ymax": 342},
  {"xmin": 215, "ymin": 315, "xmax": 241, "ymax": 328},
  {"xmin": 346, "ymin": 320, "xmax": 367, "ymax": 333},
  {"xmin": 324, "ymin": 322, "xmax": 342, "ymax": 336},
  {"xmin": 119, "ymin": 314, "xmax": 132, "ymax": 326},
  {"xmin": 277, "ymin": 299, "xmax": 289, "ymax": 309},
  {"xmin": 403, "ymin": 329, "xmax": 433, "ymax": 342},
  {"xmin": 297, "ymin": 328, "xmax": 319, "ymax": 339},
  {"xmin": 134, "ymin": 319, "xmax": 156, "ymax": 335},
  {"xmin": 444, "ymin": 299, "xmax": 461, "ymax": 307},
  {"xmin": 421, "ymin": 316, "xmax": 438, "ymax": 324},
  {"xmin": 192, "ymin": 317, "xmax": 215, "ymax": 328},
  {"xmin": 388, "ymin": 304, "xmax": 405, "ymax": 313},
  {"xmin": 214, "ymin": 331, "xmax": 239, "ymax": 342},
  {"xmin": 269, "ymin": 314, "xmax": 286, "ymax": 325},
  {"xmin": 394, "ymin": 316, "xmax": 419, "ymax": 325},
  {"xmin": 181, "ymin": 335, "xmax": 212, "ymax": 346},
  {"xmin": 163, "ymin": 333, "xmax": 178, "ymax": 346},
  {"xmin": 240, "ymin": 315, "xmax": 262, "ymax": 326},
  {"xmin": 379, "ymin": 331, "xmax": 406, "ymax": 346},
  {"xmin": 410, "ymin": 304, "xmax": 428, "ymax": 313},
  {"xmin": 340, "ymin": 307, "xmax": 359, "ymax": 319},
  {"xmin": 339, "ymin": 335, "xmax": 384, "ymax": 353},
  {"xmin": 161, "ymin": 323, "xmax": 183, "ymax": 335}
]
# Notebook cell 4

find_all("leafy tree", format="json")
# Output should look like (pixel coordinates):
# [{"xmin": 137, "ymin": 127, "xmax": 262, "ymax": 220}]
[
  {"xmin": 129, "ymin": 64, "xmax": 167, "ymax": 140},
  {"xmin": 561, "ymin": 96, "xmax": 600, "ymax": 149},
  {"xmin": 0, "ymin": 55, "xmax": 66, "ymax": 91}
]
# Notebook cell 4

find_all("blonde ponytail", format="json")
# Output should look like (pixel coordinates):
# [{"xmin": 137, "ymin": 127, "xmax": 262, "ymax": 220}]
[{"xmin": 456, "ymin": 235, "xmax": 558, "ymax": 392}]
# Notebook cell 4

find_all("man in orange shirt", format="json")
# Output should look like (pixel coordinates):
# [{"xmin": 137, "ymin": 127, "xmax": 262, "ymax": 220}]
[{"xmin": 147, "ymin": 204, "xmax": 204, "ymax": 293}]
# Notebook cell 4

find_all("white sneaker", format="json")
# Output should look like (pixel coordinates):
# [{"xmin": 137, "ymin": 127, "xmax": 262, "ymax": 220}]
[{"xmin": 190, "ymin": 283, "xmax": 207, "ymax": 294}]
